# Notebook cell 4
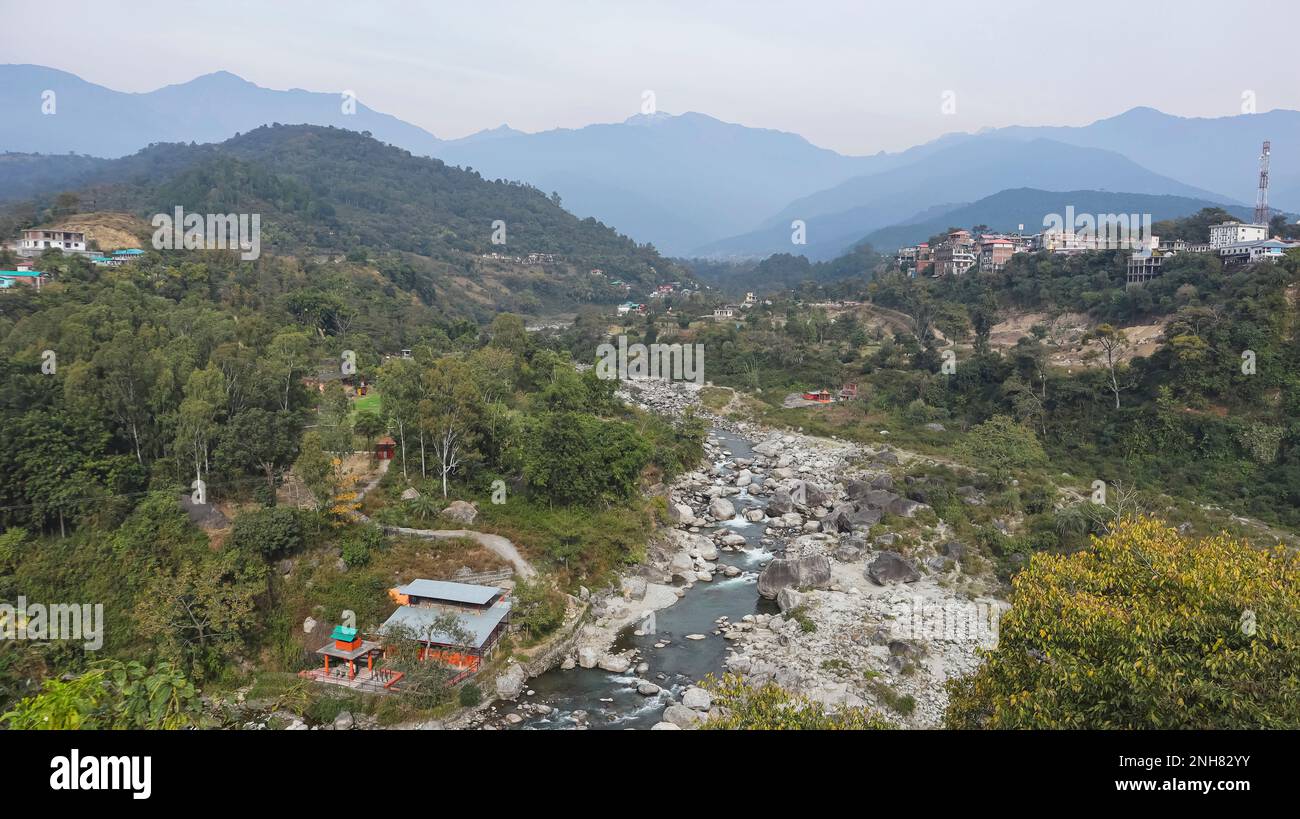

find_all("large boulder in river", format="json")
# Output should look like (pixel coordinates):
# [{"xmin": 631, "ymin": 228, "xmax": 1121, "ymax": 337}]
[
  {"xmin": 681, "ymin": 687, "xmax": 713, "ymax": 710},
  {"xmin": 756, "ymin": 555, "xmax": 832, "ymax": 599},
  {"xmin": 669, "ymin": 503, "xmax": 695, "ymax": 524},
  {"xmin": 708, "ymin": 497, "xmax": 736, "ymax": 521},
  {"xmin": 767, "ymin": 490, "xmax": 794, "ymax": 515},
  {"xmin": 802, "ymin": 482, "xmax": 832, "ymax": 507},
  {"xmin": 662, "ymin": 704, "xmax": 704, "ymax": 729},
  {"xmin": 495, "ymin": 664, "xmax": 527, "ymax": 700},
  {"xmin": 860, "ymin": 489, "xmax": 900, "ymax": 510},
  {"xmin": 867, "ymin": 551, "xmax": 920, "ymax": 585},
  {"xmin": 887, "ymin": 497, "xmax": 926, "ymax": 518},
  {"xmin": 598, "ymin": 654, "xmax": 632, "ymax": 673},
  {"xmin": 845, "ymin": 479, "xmax": 872, "ymax": 500}
]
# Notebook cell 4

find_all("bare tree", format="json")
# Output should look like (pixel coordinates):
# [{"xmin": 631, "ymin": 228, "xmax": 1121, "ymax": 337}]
[{"xmin": 1086, "ymin": 324, "xmax": 1128, "ymax": 410}]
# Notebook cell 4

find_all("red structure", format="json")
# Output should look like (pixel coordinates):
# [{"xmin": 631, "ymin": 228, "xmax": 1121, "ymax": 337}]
[
  {"xmin": 375, "ymin": 436, "xmax": 396, "ymax": 460},
  {"xmin": 801, "ymin": 389, "xmax": 833, "ymax": 403}
]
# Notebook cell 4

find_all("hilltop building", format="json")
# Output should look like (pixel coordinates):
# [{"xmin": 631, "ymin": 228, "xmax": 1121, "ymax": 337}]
[
  {"xmin": 18, "ymin": 228, "xmax": 86, "ymax": 255},
  {"xmin": 1209, "ymin": 222, "xmax": 1267, "ymax": 249}
]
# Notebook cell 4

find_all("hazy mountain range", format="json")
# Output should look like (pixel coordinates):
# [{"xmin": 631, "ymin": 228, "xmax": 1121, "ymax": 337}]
[{"xmin": 3, "ymin": 63, "xmax": 1295, "ymax": 261}]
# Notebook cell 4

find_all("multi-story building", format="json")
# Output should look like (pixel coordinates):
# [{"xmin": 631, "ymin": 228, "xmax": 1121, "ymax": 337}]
[
  {"xmin": 1209, "ymin": 222, "xmax": 1267, "ymax": 249},
  {"xmin": 896, "ymin": 245, "xmax": 919, "ymax": 272},
  {"xmin": 18, "ymin": 228, "xmax": 86, "ymax": 254},
  {"xmin": 977, "ymin": 235, "xmax": 1015, "ymax": 272},
  {"xmin": 1037, "ymin": 230, "xmax": 1098, "ymax": 254},
  {"xmin": 934, "ymin": 242, "xmax": 976, "ymax": 276},
  {"xmin": 915, "ymin": 243, "xmax": 933, "ymax": 276},
  {"xmin": 1126, "ymin": 248, "xmax": 1166, "ymax": 288}
]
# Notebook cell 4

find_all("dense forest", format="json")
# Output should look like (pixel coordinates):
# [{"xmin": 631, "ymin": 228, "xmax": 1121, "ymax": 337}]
[{"xmin": 0, "ymin": 240, "xmax": 705, "ymax": 723}]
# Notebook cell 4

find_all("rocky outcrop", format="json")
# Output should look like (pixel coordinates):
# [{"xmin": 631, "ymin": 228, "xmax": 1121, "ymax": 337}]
[
  {"xmin": 681, "ymin": 687, "xmax": 712, "ymax": 710},
  {"xmin": 756, "ymin": 555, "xmax": 832, "ymax": 599},
  {"xmin": 867, "ymin": 551, "xmax": 920, "ymax": 585}
]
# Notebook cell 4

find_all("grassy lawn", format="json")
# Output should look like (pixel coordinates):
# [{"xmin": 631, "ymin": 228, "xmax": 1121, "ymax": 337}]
[{"xmin": 349, "ymin": 390, "xmax": 382, "ymax": 421}]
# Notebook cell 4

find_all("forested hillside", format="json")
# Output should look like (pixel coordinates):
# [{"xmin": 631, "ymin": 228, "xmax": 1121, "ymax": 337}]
[
  {"xmin": 661, "ymin": 226, "xmax": 1300, "ymax": 533},
  {"xmin": 0, "ymin": 243, "xmax": 706, "ymax": 721},
  {"xmin": 1, "ymin": 125, "xmax": 687, "ymax": 317}
]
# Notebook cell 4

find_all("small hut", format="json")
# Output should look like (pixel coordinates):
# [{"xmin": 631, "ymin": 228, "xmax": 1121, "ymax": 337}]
[{"xmin": 375, "ymin": 436, "xmax": 396, "ymax": 460}]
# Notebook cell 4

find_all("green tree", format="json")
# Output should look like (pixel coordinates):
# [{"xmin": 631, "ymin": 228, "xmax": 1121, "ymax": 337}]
[
  {"xmin": 946, "ymin": 518, "xmax": 1300, "ymax": 729},
  {"xmin": 215, "ymin": 407, "xmax": 301, "ymax": 504},
  {"xmin": 957, "ymin": 415, "xmax": 1047, "ymax": 482},
  {"xmin": 420, "ymin": 357, "xmax": 481, "ymax": 497}
]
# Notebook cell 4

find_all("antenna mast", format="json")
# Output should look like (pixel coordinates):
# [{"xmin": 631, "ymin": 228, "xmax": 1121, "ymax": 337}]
[{"xmin": 1255, "ymin": 140, "xmax": 1271, "ymax": 226}]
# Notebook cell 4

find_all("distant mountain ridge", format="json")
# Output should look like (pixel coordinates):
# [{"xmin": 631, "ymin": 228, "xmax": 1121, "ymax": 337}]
[
  {"xmin": 432, "ymin": 111, "xmax": 876, "ymax": 254},
  {"xmin": 984, "ymin": 106, "xmax": 1300, "ymax": 211},
  {"xmin": 0, "ymin": 64, "xmax": 446, "ymax": 158},
  {"xmin": 696, "ymin": 138, "xmax": 1238, "ymax": 261},
  {"xmin": 3, "ymin": 64, "xmax": 1295, "ymax": 263}
]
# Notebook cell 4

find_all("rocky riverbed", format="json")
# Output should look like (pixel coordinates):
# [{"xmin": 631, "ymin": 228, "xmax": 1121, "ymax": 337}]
[{"xmin": 485, "ymin": 376, "xmax": 1008, "ymax": 729}]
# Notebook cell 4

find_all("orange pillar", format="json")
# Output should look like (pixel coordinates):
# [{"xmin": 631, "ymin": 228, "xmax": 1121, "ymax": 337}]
[{"xmin": 324, "ymin": 656, "xmax": 330, "ymax": 673}]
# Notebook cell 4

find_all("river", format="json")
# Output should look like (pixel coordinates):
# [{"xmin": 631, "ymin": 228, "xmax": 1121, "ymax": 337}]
[{"xmin": 513, "ymin": 427, "xmax": 778, "ymax": 729}]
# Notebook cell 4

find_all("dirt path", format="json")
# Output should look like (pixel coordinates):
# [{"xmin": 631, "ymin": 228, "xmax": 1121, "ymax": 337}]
[
  {"xmin": 385, "ymin": 526, "xmax": 538, "ymax": 580},
  {"xmin": 858, "ymin": 302, "xmax": 949, "ymax": 345},
  {"xmin": 354, "ymin": 457, "xmax": 391, "ymax": 504},
  {"xmin": 349, "ymin": 458, "xmax": 538, "ymax": 579}
]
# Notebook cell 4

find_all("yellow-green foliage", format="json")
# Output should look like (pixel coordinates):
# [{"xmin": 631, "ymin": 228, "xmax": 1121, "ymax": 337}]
[
  {"xmin": 701, "ymin": 673, "xmax": 893, "ymax": 730},
  {"xmin": 946, "ymin": 517, "xmax": 1300, "ymax": 728}
]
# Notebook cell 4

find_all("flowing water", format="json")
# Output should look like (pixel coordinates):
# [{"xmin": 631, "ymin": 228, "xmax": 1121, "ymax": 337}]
[{"xmin": 512, "ymin": 428, "xmax": 778, "ymax": 729}]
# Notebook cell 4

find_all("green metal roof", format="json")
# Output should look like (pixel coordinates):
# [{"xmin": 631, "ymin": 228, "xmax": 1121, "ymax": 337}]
[{"xmin": 331, "ymin": 625, "xmax": 358, "ymax": 642}]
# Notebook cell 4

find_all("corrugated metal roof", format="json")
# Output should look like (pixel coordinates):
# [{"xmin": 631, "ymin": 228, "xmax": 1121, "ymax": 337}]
[
  {"xmin": 379, "ymin": 600, "xmax": 511, "ymax": 649},
  {"xmin": 395, "ymin": 579, "xmax": 500, "ymax": 605}
]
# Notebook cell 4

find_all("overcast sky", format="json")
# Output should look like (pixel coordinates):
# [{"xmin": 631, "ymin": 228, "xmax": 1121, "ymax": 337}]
[{"xmin": 3, "ymin": 0, "xmax": 1296, "ymax": 154}]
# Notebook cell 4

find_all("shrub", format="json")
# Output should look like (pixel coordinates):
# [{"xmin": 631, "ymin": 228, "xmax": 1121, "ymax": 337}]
[
  {"xmin": 511, "ymin": 578, "xmax": 567, "ymax": 640},
  {"xmin": 230, "ymin": 507, "xmax": 303, "ymax": 559},
  {"xmin": 701, "ymin": 674, "xmax": 893, "ymax": 730},
  {"xmin": 458, "ymin": 683, "xmax": 483, "ymax": 707}
]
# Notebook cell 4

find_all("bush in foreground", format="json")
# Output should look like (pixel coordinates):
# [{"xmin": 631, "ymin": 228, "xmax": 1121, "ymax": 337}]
[
  {"xmin": 946, "ymin": 517, "xmax": 1300, "ymax": 728},
  {"xmin": 701, "ymin": 674, "xmax": 893, "ymax": 730}
]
